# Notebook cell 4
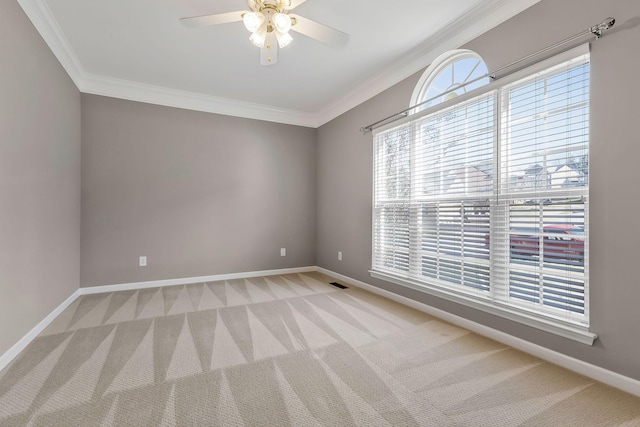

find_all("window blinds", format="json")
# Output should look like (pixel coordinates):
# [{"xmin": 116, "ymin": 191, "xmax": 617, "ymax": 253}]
[
  {"xmin": 373, "ymin": 48, "xmax": 590, "ymax": 327},
  {"xmin": 495, "ymin": 55, "xmax": 589, "ymax": 322}
]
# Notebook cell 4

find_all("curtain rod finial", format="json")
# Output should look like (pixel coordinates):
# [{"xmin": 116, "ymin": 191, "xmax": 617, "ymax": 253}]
[{"xmin": 590, "ymin": 17, "xmax": 615, "ymax": 38}]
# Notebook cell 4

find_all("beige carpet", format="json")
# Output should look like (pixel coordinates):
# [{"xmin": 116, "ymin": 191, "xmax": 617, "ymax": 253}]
[{"xmin": 0, "ymin": 272, "xmax": 639, "ymax": 426}]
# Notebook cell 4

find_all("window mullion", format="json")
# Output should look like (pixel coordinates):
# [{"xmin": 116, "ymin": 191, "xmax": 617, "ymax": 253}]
[
  {"xmin": 408, "ymin": 122, "xmax": 422, "ymax": 279},
  {"xmin": 492, "ymin": 88, "xmax": 510, "ymax": 304}
]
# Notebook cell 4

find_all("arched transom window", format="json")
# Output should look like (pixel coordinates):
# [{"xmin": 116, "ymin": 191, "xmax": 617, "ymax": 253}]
[{"xmin": 411, "ymin": 49, "xmax": 489, "ymax": 111}]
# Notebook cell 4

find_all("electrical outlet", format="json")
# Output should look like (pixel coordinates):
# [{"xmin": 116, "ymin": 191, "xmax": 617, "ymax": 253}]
[
  {"xmin": 338, "ymin": 251, "xmax": 343, "ymax": 261},
  {"xmin": 280, "ymin": 248, "xmax": 286, "ymax": 257},
  {"xmin": 139, "ymin": 256, "xmax": 147, "ymax": 267}
]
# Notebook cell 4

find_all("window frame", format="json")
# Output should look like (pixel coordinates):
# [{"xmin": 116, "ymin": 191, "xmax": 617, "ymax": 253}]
[{"xmin": 371, "ymin": 45, "xmax": 595, "ymax": 345}]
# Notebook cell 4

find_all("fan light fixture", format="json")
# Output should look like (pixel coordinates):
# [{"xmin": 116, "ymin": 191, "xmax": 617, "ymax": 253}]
[
  {"xmin": 275, "ymin": 30, "xmax": 293, "ymax": 48},
  {"xmin": 249, "ymin": 22, "xmax": 268, "ymax": 47},
  {"xmin": 242, "ymin": 1, "xmax": 296, "ymax": 56},
  {"xmin": 273, "ymin": 13, "xmax": 292, "ymax": 33},
  {"xmin": 180, "ymin": 0, "xmax": 350, "ymax": 66},
  {"xmin": 242, "ymin": 12, "xmax": 265, "ymax": 32}
]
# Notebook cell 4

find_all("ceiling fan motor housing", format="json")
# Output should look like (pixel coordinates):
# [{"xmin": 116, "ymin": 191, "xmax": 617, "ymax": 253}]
[{"xmin": 249, "ymin": 0, "xmax": 292, "ymax": 13}]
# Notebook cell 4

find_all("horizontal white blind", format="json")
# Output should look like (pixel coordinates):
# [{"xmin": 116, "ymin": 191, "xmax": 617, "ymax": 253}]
[
  {"xmin": 373, "ymin": 50, "xmax": 590, "ymax": 327},
  {"xmin": 374, "ymin": 94, "xmax": 495, "ymax": 293},
  {"xmin": 373, "ymin": 125, "xmax": 412, "ymax": 275},
  {"xmin": 495, "ymin": 55, "xmax": 589, "ymax": 323}
]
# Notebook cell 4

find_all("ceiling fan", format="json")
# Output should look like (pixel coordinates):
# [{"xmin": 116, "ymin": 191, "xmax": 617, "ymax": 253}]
[{"xmin": 180, "ymin": 0, "xmax": 349, "ymax": 65}]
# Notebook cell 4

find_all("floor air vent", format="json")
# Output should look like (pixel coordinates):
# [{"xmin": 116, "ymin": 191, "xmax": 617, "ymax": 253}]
[{"xmin": 329, "ymin": 282, "xmax": 348, "ymax": 289}]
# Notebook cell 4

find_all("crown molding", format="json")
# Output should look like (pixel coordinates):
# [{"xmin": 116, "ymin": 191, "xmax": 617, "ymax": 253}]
[
  {"xmin": 314, "ymin": 0, "xmax": 541, "ymax": 127},
  {"xmin": 18, "ymin": 0, "xmax": 538, "ymax": 128},
  {"xmin": 17, "ymin": 0, "xmax": 88, "ymax": 86},
  {"xmin": 80, "ymin": 75, "xmax": 320, "ymax": 128}
]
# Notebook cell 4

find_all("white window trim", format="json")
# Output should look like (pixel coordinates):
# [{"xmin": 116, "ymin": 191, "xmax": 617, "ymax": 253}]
[{"xmin": 372, "ymin": 45, "xmax": 596, "ymax": 346}]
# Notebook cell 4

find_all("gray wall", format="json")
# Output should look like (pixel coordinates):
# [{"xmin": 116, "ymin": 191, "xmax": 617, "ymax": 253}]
[
  {"xmin": 317, "ymin": 0, "xmax": 640, "ymax": 380},
  {"xmin": 81, "ymin": 95, "xmax": 316, "ymax": 287},
  {"xmin": 0, "ymin": 1, "xmax": 81, "ymax": 354}
]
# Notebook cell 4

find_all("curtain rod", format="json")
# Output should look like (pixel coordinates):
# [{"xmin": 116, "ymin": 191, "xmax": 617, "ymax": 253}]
[{"xmin": 361, "ymin": 17, "xmax": 615, "ymax": 134}]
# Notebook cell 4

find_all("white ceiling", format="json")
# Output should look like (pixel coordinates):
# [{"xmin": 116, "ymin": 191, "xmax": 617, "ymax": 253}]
[{"xmin": 19, "ymin": 0, "xmax": 539, "ymax": 127}]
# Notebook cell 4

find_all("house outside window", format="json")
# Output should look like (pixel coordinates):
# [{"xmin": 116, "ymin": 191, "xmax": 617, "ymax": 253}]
[{"xmin": 372, "ymin": 46, "xmax": 592, "ymax": 344}]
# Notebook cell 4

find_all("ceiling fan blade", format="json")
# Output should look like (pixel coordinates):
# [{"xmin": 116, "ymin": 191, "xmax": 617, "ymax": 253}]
[
  {"xmin": 285, "ymin": 0, "xmax": 307, "ymax": 10},
  {"xmin": 289, "ymin": 14, "xmax": 349, "ymax": 46},
  {"xmin": 180, "ymin": 11, "xmax": 245, "ymax": 28}
]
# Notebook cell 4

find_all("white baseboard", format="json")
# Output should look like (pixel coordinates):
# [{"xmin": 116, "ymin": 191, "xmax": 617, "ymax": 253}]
[
  {"xmin": 316, "ymin": 267, "xmax": 640, "ymax": 398},
  {"xmin": 0, "ymin": 289, "xmax": 82, "ymax": 372},
  {"xmin": 0, "ymin": 266, "xmax": 315, "ymax": 372},
  {"xmin": 79, "ymin": 266, "xmax": 317, "ymax": 295}
]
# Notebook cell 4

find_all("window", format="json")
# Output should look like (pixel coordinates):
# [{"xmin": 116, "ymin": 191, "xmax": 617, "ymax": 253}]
[
  {"xmin": 410, "ymin": 50, "xmax": 490, "ymax": 111},
  {"xmin": 372, "ymin": 46, "xmax": 592, "ymax": 343}
]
